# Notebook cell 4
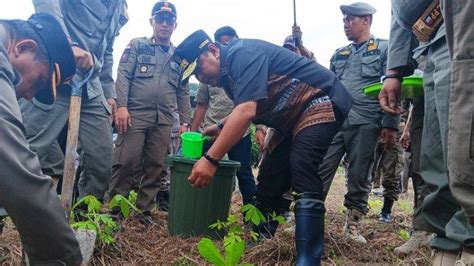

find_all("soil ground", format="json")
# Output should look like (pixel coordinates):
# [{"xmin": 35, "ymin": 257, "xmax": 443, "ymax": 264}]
[{"xmin": 0, "ymin": 170, "xmax": 432, "ymax": 265}]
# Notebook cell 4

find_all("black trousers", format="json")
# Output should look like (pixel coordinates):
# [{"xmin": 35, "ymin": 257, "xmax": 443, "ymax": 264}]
[{"xmin": 256, "ymin": 119, "xmax": 342, "ymax": 214}]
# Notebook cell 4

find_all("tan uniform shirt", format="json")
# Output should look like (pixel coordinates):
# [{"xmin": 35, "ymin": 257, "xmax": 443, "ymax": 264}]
[{"xmin": 116, "ymin": 37, "xmax": 191, "ymax": 125}]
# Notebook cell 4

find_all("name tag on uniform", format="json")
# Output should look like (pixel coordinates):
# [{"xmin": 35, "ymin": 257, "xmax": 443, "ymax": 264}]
[
  {"xmin": 362, "ymin": 49, "xmax": 381, "ymax": 57},
  {"xmin": 336, "ymin": 49, "xmax": 351, "ymax": 60}
]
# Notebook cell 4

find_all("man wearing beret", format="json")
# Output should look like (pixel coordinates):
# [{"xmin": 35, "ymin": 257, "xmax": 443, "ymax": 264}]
[
  {"xmin": 0, "ymin": 13, "xmax": 82, "ymax": 264},
  {"xmin": 174, "ymin": 30, "xmax": 352, "ymax": 265},
  {"xmin": 317, "ymin": 2, "xmax": 399, "ymax": 244},
  {"xmin": 107, "ymin": 1, "xmax": 191, "ymax": 225},
  {"xmin": 18, "ymin": 0, "xmax": 128, "ymax": 205},
  {"xmin": 379, "ymin": 0, "xmax": 474, "ymax": 263}
]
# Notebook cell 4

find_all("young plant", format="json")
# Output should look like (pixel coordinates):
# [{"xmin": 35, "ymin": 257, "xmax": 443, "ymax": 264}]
[
  {"xmin": 197, "ymin": 204, "xmax": 285, "ymax": 266},
  {"xmin": 70, "ymin": 193, "xmax": 139, "ymax": 245}
]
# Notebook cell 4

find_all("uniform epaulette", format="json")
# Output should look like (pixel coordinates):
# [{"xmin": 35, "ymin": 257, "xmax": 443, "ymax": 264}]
[{"xmin": 335, "ymin": 44, "xmax": 351, "ymax": 53}]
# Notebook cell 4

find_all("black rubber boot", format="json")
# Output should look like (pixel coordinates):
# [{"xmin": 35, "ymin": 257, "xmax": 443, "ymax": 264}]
[
  {"xmin": 295, "ymin": 193, "xmax": 325, "ymax": 266},
  {"xmin": 156, "ymin": 190, "xmax": 170, "ymax": 212}
]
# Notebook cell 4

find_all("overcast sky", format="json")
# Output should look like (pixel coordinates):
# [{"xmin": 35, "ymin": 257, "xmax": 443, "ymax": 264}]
[{"xmin": 0, "ymin": 0, "xmax": 391, "ymax": 76}]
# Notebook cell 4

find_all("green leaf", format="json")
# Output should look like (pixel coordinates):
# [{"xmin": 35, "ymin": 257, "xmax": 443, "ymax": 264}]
[
  {"xmin": 224, "ymin": 240, "xmax": 245, "ymax": 266},
  {"xmin": 250, "ymin": 231, "xmax": 259, "ymax": 242},
  {"xmin": 197, "ymin": 238, "xmax": 225, "ymax": 266},
  {"xmin": 242, "ymin": 205, "xmax": 266, "ymax": 226},
  {"xmin": 399, "ymin": 229, "xmax": 410, "ymax": 241},
  {"xmin": 273, "ymin": 215, "xmax": 286, "ymax": 225},
  {"xmin": 108, "ymin": 196, "xmax": 120, "ymax": 209},
  {"xmin": 128, "ymin": 190, "xmax": 138, "ymax": 205},
  {"xmin": 120, "ymin": 198, "xmax": 130, "ymax": 218},
  {"xmin": 86, "ymin": 196, "xmax": 101, "ymax": 213}
]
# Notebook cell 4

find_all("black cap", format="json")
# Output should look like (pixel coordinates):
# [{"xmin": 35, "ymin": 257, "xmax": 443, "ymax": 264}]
[
  {"xmin": 27, "ymin": 13, "xmax": 75, "ymax": 104},
  {"xmin": 174, "ymin": 30, "xmax": 212, "ymax": 81},
  {"xmin": 340, "ymin": 2, "xmax": 376, "ymax": 16},
  {"xmin": 214, "ymin": 26, "xmax": 238, "ymax": 42},
  {"xmin": 152, "ymin": 1, "xmax": 177, "ymax": 17}
]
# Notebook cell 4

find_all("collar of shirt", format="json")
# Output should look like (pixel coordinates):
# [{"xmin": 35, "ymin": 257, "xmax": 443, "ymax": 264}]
[{"xmin": 218, "ymin": 43, "xmax": 231, "ymax": 90}]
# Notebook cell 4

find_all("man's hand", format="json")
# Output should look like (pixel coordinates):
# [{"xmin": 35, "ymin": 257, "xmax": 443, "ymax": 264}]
[
  {"xmin": 379, "ymin": 78, "xmax": 404, "ymax": 115},
  {"xmin": 115, "ymin": 107, "xmax": 132, "ymax": 134},
  {"xmin": 292, "ymin": 25, "xmax": 303, "ymax": 47},
  {"xmin": 107, "ymin": 98, "xmax": 117, "ymax": 120},
  {"xmin": 178, "ymin": 124, "xmax": 188, "ymax": 141},
  {"xmin": 381, "ymin": 128, "xmax": 397, "ymax": 150},
  {"xmin": 203, "ymin": 124, "xmax": 221, "ymax": 137},
  {"xmin": 255, "ymin": 129, "xmax": 266, "ymax": 151},
  {"xmin": 71, "ymin": 46, "xmax": 94, "ymax": 70},
  {"xmin": 188, "ymin": 157, "xmax": 217, "ymax": 187}
]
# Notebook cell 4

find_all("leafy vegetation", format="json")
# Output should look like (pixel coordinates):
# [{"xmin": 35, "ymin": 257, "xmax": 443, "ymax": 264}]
[
  {"xmin": 70, "ymin": 191, "xmax": 139, "ymax": 245},
  {"xmin": 197, "ymin": 204, "xmax": 284, "ymax": 266}
]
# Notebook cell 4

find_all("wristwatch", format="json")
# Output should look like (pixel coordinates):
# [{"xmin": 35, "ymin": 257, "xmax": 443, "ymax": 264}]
[
  {"xmin": 216, "ymin": 120, "xmax": 224, "ymax": 130},
  {"xmin": 381, "ymin": 73, "xmax": 403, "ymax": 83},
  {"xmin": 203, "ymin": 152, "xmax": 219, "ymax": 167}
]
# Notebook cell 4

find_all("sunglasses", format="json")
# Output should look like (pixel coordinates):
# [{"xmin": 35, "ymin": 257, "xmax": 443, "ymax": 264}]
[{"xmin": 154, "ymin": 15, "xmax": 176, "ymax": 25}]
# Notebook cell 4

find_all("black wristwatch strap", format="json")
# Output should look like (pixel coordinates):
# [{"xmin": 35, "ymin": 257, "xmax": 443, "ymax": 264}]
[
  {"xmin": 203, "ymin": 152, "xmax": 219, "ymax": 167},
  {"xmin": 216, "ymin": 120, "xmax": 224, "ymax": 130},
  {"xmin": 381, "ymin": 73, "xmax": 403, "ymax": 83}
]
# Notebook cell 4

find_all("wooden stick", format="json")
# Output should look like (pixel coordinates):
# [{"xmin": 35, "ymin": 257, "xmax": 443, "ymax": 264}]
[{"xmin": 61, "ymin": 95, "xmax": 82, "ymax": 213}]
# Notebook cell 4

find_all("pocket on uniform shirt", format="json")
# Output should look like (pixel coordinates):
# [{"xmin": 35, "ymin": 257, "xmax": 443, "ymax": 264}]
[
  {"xmin": 361, "ymin": 56, "xmax": 382, "ymax": 78},
  {"xmin": 168, "ymin": 61, "xmax": 181, "ymax": 88},
  {"xmin": 134, "ymin": 55, "xmax": 156, "ymax": 78},
  {"xmin": 333, "ymin": 60, "xmax": 347, "ymax": 79},
  {"xmin": 18, "ymin": 98, "xmax": 54, "ymax": 137}
]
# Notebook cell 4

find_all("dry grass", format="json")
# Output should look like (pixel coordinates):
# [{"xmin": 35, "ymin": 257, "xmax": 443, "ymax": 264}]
[{"xmin": 1, "ymin": 173, "xmax": 432, "ymax": 265}]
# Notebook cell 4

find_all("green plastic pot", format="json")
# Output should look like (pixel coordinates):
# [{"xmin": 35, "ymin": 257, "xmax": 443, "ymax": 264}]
[{"xmin": 166, "ymin": 156, "xmax": 240, "ymax": 238}]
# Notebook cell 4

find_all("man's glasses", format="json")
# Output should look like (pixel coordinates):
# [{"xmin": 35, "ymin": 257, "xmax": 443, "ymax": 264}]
[{"xmin": 154, "ymin": 15, "xmax": 176, "ymax": 25}]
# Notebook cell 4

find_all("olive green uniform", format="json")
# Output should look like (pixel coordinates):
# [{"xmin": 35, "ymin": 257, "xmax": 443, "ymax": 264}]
[
  {"xmin": 0, "ymin": 27, "xmax": 82, "ymax": 265},
  {"xmin": 320, "ymin": 36, "xmax": 399, "ymax": 213},
  {"xmin": 389, "ymin": 0, "xmax": 474, "ymax": 251},
  {"xmin": 107, "ymin": 37, "xmax": 191, "ymax": 213},
  {"xmin": 441, "ymin": 0, "xmax": 474, "ymax": 244}
]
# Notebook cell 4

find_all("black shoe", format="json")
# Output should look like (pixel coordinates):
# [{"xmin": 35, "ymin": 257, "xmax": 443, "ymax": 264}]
[
  {"xmin": 252, "ymin": 208, "xmax": 279, "ymax": 239},
  {"xmin": 378, "ymin": 212, "xmax": 393, "ymax": 223},
  {"xmin": 295, "ymin": 193, "xmax": 325, "ymax": 266},
  {"xmin": 156, "ymin": 191, "xmax": 170, "ymax": 212},
  {"xmin": 135, "ymin": 212, "xmax": 157, "ymax": 227}
]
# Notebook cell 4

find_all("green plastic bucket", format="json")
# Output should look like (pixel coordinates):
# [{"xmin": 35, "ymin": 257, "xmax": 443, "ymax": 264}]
[
  {"xmin": 363, "ymin": 76, "xmax": 424, "ymax": 99},
  {"xmin": 181, "ymin": 132, "xmax": 207, "ymax": 159},
  {"xmin": 166, "ymin": 156, "xmax": 240, "ymax": 238}
]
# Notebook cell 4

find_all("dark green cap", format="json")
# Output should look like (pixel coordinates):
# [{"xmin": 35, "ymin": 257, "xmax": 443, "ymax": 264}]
[{"xmin": 340, "ymin": 2, "xmax": 376, "ymax": 16}]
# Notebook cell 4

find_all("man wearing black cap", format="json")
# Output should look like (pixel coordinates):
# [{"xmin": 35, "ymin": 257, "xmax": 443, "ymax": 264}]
[
  {"xmin": 107, "ymin": 1, "xmax": 191, "ymax": 225},
  {"xmin": 19, "ymin": 0, "xmax": 128, "ymax": 204},
  {"xmin": 191, "ymin": 26, "xmax": 257, "ymax": 208},
  {"xmin": 316, "ymin": 2, "xmax": 398, "ymax": 244},
  {"xmin": 174, "ymin": 30, "xmax": 352, "ymax": 265},
  {"xmin": 0, "ymin": 13, "xmax": 82, "ymax": 264}
]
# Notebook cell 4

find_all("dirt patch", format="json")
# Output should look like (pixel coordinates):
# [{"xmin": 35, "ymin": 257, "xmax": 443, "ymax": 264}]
[{"xmin": 1, "ymin": 173, "xmax": 431, "ymax": 265}]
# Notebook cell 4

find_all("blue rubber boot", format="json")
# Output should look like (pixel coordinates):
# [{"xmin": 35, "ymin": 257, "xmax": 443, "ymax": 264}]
[{"xmin": 295, "ymin": 193, "xmax": 325, "ymax": 266}]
